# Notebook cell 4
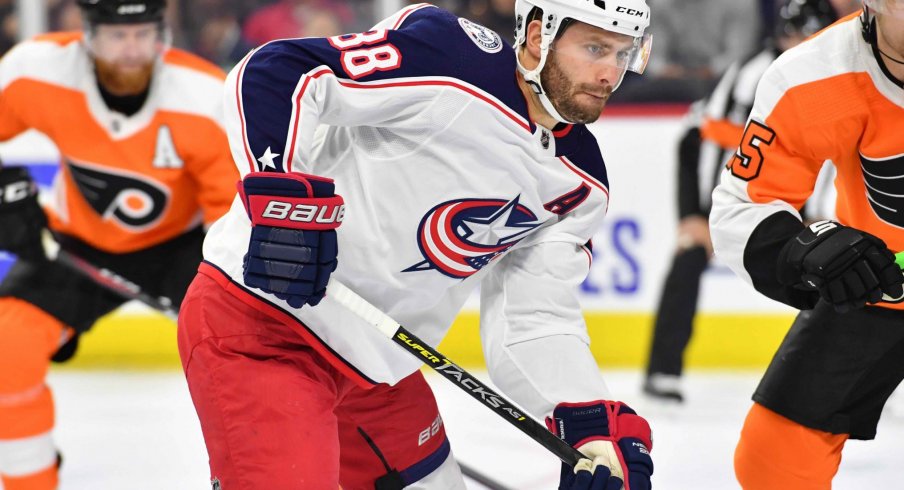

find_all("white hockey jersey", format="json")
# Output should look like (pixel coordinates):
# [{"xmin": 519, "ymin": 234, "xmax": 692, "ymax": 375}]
[{"xmin": 202, "ymin": 4, "xmax": 614, "ymax": 416}]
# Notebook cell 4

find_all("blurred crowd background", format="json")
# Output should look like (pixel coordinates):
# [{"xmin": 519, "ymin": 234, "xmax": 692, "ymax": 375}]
[{"xmin": 0, "ymin": 0, "xmax": 863, "ymax": 104}]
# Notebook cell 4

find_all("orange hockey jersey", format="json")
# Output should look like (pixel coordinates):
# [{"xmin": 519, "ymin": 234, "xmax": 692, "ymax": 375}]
[
  {"xmin": 710, "ymin": 13, "xmax": 904, "ymax": 310},
  {"xmin": 0, "ymin": 32, "xmax": 237, "ymax": 253}
]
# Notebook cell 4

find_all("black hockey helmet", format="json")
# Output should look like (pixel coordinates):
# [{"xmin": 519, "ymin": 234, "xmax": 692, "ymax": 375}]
[
  {"xmin": 76, "ymin": 0, "xmax": 167, "ymax": 25},
  {"xmin": 775, "ymin": 0, "xmax": 838, "ymax": 38}
]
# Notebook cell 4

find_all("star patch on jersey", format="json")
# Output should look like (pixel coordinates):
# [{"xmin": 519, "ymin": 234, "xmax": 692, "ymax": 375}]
[
  {"xmin": 458, "ymin": 18, "xmax": 503, "ymax": 54},
  {"xmin": 403, "ymin": 196, "xmax": 541, "ymax": 278}
]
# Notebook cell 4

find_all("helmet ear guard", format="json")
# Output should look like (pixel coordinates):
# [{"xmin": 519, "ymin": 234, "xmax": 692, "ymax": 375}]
[{"xmin": 861, "ymin": 3, "xmax": 874, "ymax": 42}]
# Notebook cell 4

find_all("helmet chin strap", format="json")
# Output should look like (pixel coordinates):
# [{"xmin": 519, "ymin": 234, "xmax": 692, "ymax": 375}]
[
  {"xmin": 516, "ymin": 32, "xmax": 629, "ymax": 125},
  {"xmin": 864, "ymin": 13, "xmax": 904, "ymax": 65},
  {"xmin": 516, "ymin": 33, "xmax": 573, "ymax": 124},
  {"xmin": 879, "ymin": 47, "xmax": 904, "ymax": 64}
]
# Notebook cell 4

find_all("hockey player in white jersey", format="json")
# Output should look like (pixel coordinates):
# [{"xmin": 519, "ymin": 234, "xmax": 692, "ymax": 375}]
[{"xmin": 178, "ymin": 2, "xmax": 655, "ymax": 489}]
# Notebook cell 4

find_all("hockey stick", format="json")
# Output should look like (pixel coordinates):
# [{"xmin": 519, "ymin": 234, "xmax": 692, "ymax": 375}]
[
  {"xmin": 327, "ymin": 279, "xmax": 586, "ymax": 468},
  {"xmin": 41, "ymin": 231, "xmax": 179, "ymax": 320},
  {"xmin": 38, "ymin": 232, "xmax": 512, "ymax": 487}
]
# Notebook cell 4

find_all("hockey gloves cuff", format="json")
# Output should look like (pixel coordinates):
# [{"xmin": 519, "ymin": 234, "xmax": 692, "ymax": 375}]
[
  {"xmin": 778, "ymin": 220, "xmax": 903, "ymax": 313},
  {"xmin": 547, "ymin": 400, "xmax": 653, "ymax": 490},
  {"xmin": 0, "ymin": 166, "xmax": 47, "ymax": 262},
  {"xmin": 239, "ymin": 172, "xmax": 344, "ymax": 308}
]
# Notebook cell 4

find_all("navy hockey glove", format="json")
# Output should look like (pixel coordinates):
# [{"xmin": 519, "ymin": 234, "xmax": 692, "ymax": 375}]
[
  {"xmin": 778, "ymin": 220, "xmax": 903, "ymax": 313},
  {"xmin": 0, "ymin": 166, "xmax": 47, "ymax": 262},
  {"xmin": 238, "ymin": 172, "xmax": 344, "ymax": 308},
  {"xmin": 547, "ymin": 401, "xmax": 653, "ymax": 490}
]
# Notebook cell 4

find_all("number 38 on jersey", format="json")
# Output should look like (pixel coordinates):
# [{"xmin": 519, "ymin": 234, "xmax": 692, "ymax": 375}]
[{"xmin": 328, "ymin": 30, "xmax": 402, "ymax": 79}]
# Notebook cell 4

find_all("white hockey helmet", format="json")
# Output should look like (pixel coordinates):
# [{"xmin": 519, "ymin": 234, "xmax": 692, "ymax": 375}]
[{"xmin": 514, "ymin": 0, "xmax": 652, "ymax": 123}]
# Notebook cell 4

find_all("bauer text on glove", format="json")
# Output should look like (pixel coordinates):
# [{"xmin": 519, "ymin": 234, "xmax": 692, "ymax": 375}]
[{"xmin": 238, "ymin": 172, "xmax": 343, "ymax": 308}]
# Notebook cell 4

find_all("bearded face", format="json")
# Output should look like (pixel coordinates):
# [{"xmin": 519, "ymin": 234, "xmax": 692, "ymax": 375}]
[
  {"xmin": 94, "ymin": 57, "xmax": 155, "ymax": 95},
  {"xmin": 540, "ymin": 48, "xmax": 615, "ymax": 124},
  {"xmin": 88, "ymin": 22, "xmax": 163, "ymax": 96}
]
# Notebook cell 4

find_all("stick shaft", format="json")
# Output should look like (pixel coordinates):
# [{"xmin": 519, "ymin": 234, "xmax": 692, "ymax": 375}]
[
  {"xmin": 59, "ymin": 249, "xmax": 178, "ymax": 319},
  {"xmin": 328, "ymin": 280, "xmax": 584, "ymax": 467},
  {"xmin": 42, "ymin": 231, "xmax": 178, "ymax": 319}
]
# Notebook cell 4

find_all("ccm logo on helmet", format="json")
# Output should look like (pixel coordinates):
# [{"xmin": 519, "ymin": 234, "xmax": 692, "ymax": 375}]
[
  {"xmin": 616, "ymin": 6, "xmax": 645, "ymax": 16},
  {"xmin": 117, "ymin": 4, "xmax": 147, "ymax": 14},
  {"xmin": 261, "ymin": 200, "xmax": 345, "ymax": 225}
]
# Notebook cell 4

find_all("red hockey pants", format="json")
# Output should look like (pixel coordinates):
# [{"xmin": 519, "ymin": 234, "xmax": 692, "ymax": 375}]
[{"xmin": 178, "ymin": 270, "xmax": 452, "ymax": 489}]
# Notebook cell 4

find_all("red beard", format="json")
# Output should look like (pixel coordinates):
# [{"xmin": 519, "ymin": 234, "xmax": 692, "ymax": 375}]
[{"xmin": 95, "ymin": 58, "xmax": 154, "ymax": 96}]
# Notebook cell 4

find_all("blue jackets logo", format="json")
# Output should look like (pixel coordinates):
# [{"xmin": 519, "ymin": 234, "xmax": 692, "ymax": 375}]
[
  {"xmin": 458, "ymin": 18, "xmax": 503, "ymax": 54},
  {"xmin": 404, "ymin": 196, "xmax": 541, "ymax": 278}
]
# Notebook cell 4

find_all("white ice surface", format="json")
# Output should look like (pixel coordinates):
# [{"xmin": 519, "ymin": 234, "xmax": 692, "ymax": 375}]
[{"xmin": 41, "ymin": 369, "xmax": 904, "ymax": 489}]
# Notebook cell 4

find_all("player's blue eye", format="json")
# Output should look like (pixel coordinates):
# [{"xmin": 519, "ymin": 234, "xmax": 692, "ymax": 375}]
[{"xmin": 586, "ymin": 44, "xmax": 603, "ymax": 56}]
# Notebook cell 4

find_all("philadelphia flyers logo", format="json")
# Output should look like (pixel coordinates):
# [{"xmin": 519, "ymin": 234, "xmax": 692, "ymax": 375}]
[
  {"xmin": 68, "ymin": 160, "xmax": 169, "ymax": 230},
  {"xmin": 861, "ymin": 153, "xmax": 904, "ymax": 229},
  {"xmin": 403, "ymin": 196, "xmax": 541, "ymax": 278}
]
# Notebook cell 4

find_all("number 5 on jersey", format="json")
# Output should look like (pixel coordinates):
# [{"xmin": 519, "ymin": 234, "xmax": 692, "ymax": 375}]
[
  {"xmin": 727, "ymin": 120, "xmax": 776, "ymax": 181},
  {"xmin": 328, "ymin": 30, "xmax": 402, "ymax": 79}
]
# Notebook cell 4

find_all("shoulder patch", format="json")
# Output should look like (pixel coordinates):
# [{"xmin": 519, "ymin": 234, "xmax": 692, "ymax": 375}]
[{"xmin": 457, "ymin": 18, "xmax": 502, "ymax": 54}]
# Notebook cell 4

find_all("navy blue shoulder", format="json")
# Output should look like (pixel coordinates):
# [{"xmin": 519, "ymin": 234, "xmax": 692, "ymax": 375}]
[
  {"xmin": 386, "ymin": 6, "xmax": 527, "ymax": 115},
  {"xmin": 554, "ymin": 125, "xmax": 609, "ymax": 189},
  {"xmin": 237, "ymin": 5, "xmax": 529, "ymax": 172},
  {"xmin": 247, "ymin": 6, "xmax": 527, "ymax": 118}
]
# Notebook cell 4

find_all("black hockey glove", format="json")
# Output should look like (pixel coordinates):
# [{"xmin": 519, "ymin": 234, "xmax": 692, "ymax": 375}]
[
  {"xmin": 777, "ymin": 220, "xmax": 903, "ymax": 313},
  {"xmin": 0, "ymin": 166, "xmax": 47, "ymax": 262},
  {"xmin": 238, "ymin": 172, "xmax": 343, "ymax": 308}
]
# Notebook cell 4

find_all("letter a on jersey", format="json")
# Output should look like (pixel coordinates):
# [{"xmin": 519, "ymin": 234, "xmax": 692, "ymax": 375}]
[{"xmin": 152, "ymin": 125, "xmax": 184, "ymax": 169}]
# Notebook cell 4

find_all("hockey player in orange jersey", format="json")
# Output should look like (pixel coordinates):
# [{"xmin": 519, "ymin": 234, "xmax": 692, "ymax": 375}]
[
  {"xmin": 0, "ymin": 1, "xmax": 236, "ymax": 488},
  {"xmin": 710, "ymin": 0, "xmax": 904, "ymax": 488}
]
